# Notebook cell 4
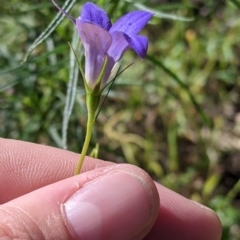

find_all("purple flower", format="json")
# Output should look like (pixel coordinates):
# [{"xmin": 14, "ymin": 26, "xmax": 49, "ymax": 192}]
[{"xmin": 52, "ymin": 1, "xmax": 153, "ymax": 90}]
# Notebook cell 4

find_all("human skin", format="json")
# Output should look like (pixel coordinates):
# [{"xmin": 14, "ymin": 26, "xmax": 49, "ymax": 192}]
[{"xmin": 0, "ymin": 138, "xmax": 222, "ymax": 239}]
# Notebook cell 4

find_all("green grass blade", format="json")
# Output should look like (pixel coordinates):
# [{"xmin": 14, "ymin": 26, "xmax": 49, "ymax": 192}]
[
  {"xmin": 22, "ymin": 0, "xmax": 76, "ymax": 63},
  {"xmin": 229, "ymin": 0, "xmax": 240, "ymax": 8},
  {"xmin": 48, "ymin": 125, "xmax": 63, "ymax": 148},
  {"xmin": 62, "ymin": 29, "xmax": 81, "ymax": 149},
  {"xmin": 147, "ymin": 55, "xmax": 212, "ymax": 128},
  {"xmin": 0, "ymin": 79, "xmax": 19, "ymax": 92},
  {"xmin": 125, "ymin": 0, "xmax": 194, "ymax": 22}
]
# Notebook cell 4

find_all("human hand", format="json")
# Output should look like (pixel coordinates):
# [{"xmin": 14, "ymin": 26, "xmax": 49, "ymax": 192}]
[{"xmin": 0, "ymin": 138, "xmax": 221, "ymax": 239}]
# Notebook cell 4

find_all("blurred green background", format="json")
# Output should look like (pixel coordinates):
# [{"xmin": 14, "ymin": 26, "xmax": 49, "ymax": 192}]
[{"xmin": 1, "ymin": 0, "xmax": 240, "ymax": 238}]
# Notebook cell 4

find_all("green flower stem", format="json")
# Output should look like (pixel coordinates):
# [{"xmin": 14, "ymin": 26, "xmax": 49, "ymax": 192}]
[{"xmin": 74, "ymin": 92, "xmax": 100, "ymax": 175}]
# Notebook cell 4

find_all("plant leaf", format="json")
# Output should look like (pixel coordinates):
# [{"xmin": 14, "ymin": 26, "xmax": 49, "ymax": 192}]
[
  {"xmin": 22, "ymin": 0, "xmax": 77, "ymax": 63},
  {"xmin": 62, "ymin": 29, "xmax": 82, "ymax": 149}
]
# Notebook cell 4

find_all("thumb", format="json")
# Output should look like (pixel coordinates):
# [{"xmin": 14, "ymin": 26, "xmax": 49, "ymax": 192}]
[{"xmin": 0, "ymin": 164, "xmax": 159, "ymax": 240}]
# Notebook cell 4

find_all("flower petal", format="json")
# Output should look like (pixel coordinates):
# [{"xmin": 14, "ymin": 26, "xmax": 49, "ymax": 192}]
[
  {"xmin": 124, "ymin": 35, "xmax": 149, "ymax": 58},
  {"xmin": 107, "ymin": 31, "xmax": 130, "ymax": 62},
  {"xmin": 110, "ymin": 11, "xmax": 153, "ymax": 35},
  {"xmin": 80, "ymin": 2, "xmax": 112, "ymax": 31},
  {"xmin": 76, "ymin": 21, "xmax": 112, "ymax": 88}
]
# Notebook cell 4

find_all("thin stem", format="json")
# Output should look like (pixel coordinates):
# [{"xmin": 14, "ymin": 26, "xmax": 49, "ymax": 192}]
[
  {"xmin": 51, "ymin": 0, "xmax": 76, "ymax": 24},
  {"xmin": 74, "ymin": 55, "xmax": 106, "ymax": 175},
  {"xmin": 74, "ymin": 97, "xmax": 95, "ymax": 175}
]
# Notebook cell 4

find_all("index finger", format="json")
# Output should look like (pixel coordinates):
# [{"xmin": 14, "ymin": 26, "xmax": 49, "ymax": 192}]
[{"xmin": 0, "ymin": 138, "xmax": 112, "ymax": 203}]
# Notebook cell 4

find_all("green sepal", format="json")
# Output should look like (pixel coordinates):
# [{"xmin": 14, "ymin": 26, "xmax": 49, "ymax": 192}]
[
  {"xmin": 68, "ymin": 42, "xmax": 88, "ymax": 89},
  {"xmin": 84, "ymin": 55, "xmax": 109, "ymax": 119},
  {"xmin": 86, "ymin": 90, "xmax": 100, "ymax": 119},
  {"xmin": 90, "ymin": 55, "xmax": 109, "ymax": 94},
  {"xmin": 94, "ymin": 62, "xmax": 134, "ymax": 121}
]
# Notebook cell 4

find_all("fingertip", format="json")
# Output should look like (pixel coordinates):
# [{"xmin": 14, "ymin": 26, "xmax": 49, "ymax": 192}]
[{"xmin": 190, "ymin": 200, "xmax": 222, "ymax": 240}]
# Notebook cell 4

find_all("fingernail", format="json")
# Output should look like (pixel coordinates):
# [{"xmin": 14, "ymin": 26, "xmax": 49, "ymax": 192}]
[{"xmin": 63, "ymin": 171, "xmax": 153, "ymax": 240}]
